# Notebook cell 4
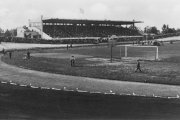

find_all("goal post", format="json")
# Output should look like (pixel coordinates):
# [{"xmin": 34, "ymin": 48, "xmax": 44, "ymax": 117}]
[{"xmin": 120, "ymin": 45, "xmax": 159, "ymax": 60}]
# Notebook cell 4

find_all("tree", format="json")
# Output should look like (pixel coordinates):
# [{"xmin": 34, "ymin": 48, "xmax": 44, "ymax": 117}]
[
  {"xmin": 176, "ymin": 28, "xmax": 180, "ymax": 33},
  {"xmin": 150, "ymin": 26, "xmax": 159, "ymax": 34},
  {"xmin": 0, "ymin": 28, "xmax": 4, "ymax": 36},
  {"xmin": 4, "ymin": 30, "xmax": 12, "ymax": 37},
  {"xmin": 161, "ymin": 24, "xmax": 176, "ymax": 34},
  {"xmin": 144, "ymin": 26, "xmax": 159, "ymax": 35},
  {"xmin": 10, "ymin": 29, "xmax": 17, "ymax": 36},
  {"xmin": 168, "ymin": 28, "xmax": 176, "ymax": 33},
  {"xmin": 162, "ymin": 24, "xmax": 167, "ymax": 34}
]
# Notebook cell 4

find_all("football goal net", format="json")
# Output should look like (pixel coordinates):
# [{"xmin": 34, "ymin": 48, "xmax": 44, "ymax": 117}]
[{"xmin": 119, "ymin": 45, "xmax": 159, "ymax": 60}]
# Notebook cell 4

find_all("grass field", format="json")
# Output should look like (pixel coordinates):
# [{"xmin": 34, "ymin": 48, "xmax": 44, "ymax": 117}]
[{"xmin": 2, "ymin": 41, "xmax": 180, "ymax": 85}]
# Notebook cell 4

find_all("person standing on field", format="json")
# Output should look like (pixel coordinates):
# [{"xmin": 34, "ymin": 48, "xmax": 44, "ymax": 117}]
[
  {"xmin": 70, "ymin": 56, "xmax": 75, "ymax": 67},
  {"xmin": 27, "ymin": 51, "xmax": 30, "ymax": 59},
  {"xmin": 70, "ymin": 43, "xmax": 72, "ymax": 48},
  {"xmin": 135, "ymin": 60, "xmax": 142, "ymax": 72},
  {"xmin": 9, "ymin": 51, "xmax": 12, "ymax": 59},
  {"xmin": 67, "ymin": 44, "xmax": 69, "ymax": 50},
  {"xmin": 2, "ymin": 48, "xmax": 5, "ymax": 55}
]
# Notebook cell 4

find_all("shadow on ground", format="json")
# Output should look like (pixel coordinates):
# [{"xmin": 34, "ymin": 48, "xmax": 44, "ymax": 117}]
[{"xmin": 1, "ymin": 82, "xmax": 180, "ymax": 120}]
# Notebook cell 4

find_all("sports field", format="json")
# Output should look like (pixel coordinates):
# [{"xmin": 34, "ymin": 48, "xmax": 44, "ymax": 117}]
[{"xmin": 2, "ymin": 41, "xmax": 180, "ymax": 85}]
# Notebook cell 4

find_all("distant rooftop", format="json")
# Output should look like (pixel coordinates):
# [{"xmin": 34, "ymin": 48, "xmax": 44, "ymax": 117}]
[{"xmin": 42, "ymin": 18, "xmax": 143, "ymax": 25}]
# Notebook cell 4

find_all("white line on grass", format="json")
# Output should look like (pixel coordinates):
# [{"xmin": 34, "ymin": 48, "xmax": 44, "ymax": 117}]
[
  {"xmin": 30, "ymin": 86, "xmax": 39, "ymax": 89},
  {"xmin": 20, "ymin": 84, "xmax": 27, "ymax": 87},
  {"xmin": 167, "ymin": 95, "xmax": 180, "ymax": 99},
  {"xmin": 41, "ymin": 87, "xmax": 50, "ymax": 89},
  {"xmin": 52, "ymin": 88, "xmax": 61, "ymax": 90},
  {"xmin": 104, "ymin": 92, "xmax": 116, "ymax": 95},
  {"xmin": 10, "ymin": 82, "xmax": 17, "ymax": 85},
  {"xmin": 63, "ymin": 87, "xmax": 75, "ymax": 91},
  {"xmin": 1, "ymin": 81, "xmax": 7, "ymax": 84},
  {"xmin": 90, "ymin": 91, "xmax": 102, "ymax": 94}
]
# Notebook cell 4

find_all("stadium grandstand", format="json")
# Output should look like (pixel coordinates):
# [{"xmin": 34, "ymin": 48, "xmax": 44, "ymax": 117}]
[
  {"xmin": 8, "ymin": 17, "xmax": 145, "ymax": 44},
  {"xmin": 2, "ymin": 17, "xmax": 180, "ymax": 44},
  {"xmin": 42, "ymin": 19, "xmax": 142, "ymax": 38}
]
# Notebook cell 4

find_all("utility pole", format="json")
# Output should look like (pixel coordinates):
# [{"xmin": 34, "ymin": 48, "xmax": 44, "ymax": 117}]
[
  {"xmin": 111, "ymin": 44, "xmax": 113, "ymax": 63},
  {"xmin": 155, "ymin": 46, "xmax": 159, "ymax": 60},
  {"xmin": 125, "ymin": 45, "xmax": 127, "ymax": 57},
  {"xmin": 120, "ymin": 46, "xmax": 121, "ymax": 59}
]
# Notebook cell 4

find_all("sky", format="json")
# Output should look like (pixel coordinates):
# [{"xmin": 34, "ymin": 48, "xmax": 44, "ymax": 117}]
[{"xmin": 0, "ymin": 0, "xmax": 180, "ymax": 30}]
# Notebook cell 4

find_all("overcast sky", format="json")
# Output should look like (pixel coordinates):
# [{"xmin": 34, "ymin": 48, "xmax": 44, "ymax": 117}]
[{"xmin": 0, "ymin": 0, "xmax": 180, "ymax": 30}]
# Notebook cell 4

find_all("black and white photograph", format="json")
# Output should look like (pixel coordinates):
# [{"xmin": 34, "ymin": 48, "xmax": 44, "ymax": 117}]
[{"xmin": 0, "ymin": 0, "xmax": 180, "ymax": 119}]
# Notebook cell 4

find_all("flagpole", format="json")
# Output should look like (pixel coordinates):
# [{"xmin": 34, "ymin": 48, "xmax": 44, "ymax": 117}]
[{"xmin": 79, "ymin": 8, "xmax": 85, "ymax": 19}]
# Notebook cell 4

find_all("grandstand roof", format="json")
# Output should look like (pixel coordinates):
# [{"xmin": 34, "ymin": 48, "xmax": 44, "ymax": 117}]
[{"xmin": 42, "ymin": 18, "xmax": 142, "ymax": 25}]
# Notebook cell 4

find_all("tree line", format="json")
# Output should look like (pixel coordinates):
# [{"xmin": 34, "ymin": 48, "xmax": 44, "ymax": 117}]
[
  {"xmin": 144, "ymin": 24, "xmax": 180, "ymax": 35},
  {"xmin": 0, "ymin": 29, "xmax": 17, "ymax": 37}
]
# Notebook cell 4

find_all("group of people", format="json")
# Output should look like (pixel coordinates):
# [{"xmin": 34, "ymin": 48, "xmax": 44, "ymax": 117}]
[
  {"xmin": 44, "ymin": 25, "xmax": 140, "ymax": 38},
  {"xmin": 69, "ymin": 55, "xmax": 142, "ymax": 73},
  {"xmin": 66, "ymin": 44, "xmax": 73, "ymax": 50},
  {"xmin": 2, "ymin": 48, "xmax": 12, "ymax": 59},
  {"xmin": 2, "ymin": 48, "xmax": 31, "ymax": 60},
  {"xmin": 1, "ymin": 48, "xmax": 142, "ymax": 72}
]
